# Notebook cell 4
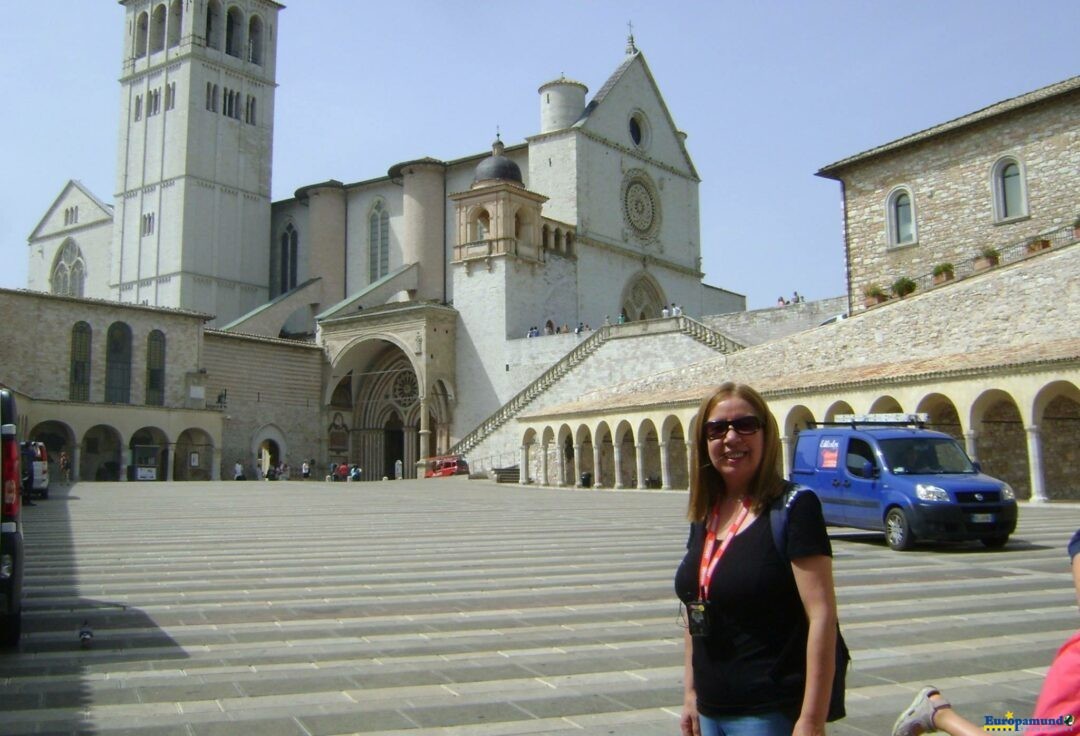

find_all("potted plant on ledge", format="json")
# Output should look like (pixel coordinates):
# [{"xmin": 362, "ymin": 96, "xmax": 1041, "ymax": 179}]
[
  {"xmin": 973, "ymin": 246, "xmax": 1000, "ymax": 271},
  {"xmin": 932, "ymin": 263, "xmax": 955, "ymax": 285},
  {"xmin": 891, "ymin": 276, "xmax": 917, "ymax": 298},
  {"xmin": 1026, "ymin": 236, "xmax": 1052, "ymax": 254},
  {"xmin": 863, "ymin": 283, "xmax": 888, "ymax": 308}
]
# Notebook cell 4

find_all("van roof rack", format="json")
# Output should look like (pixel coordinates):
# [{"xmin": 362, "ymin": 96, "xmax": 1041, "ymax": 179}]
[{"xmin": 809, "ymin": 413, "xmax": 928, "ymax": 429}]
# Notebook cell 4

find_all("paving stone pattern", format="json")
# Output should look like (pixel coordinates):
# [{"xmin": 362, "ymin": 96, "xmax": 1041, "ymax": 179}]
[{"xmin": 2, "ymin": 479, "xmax": 1079, "ymax": 735}]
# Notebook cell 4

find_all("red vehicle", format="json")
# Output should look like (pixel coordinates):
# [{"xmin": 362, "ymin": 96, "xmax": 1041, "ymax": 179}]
[
  {"xmin": 1, "ymin": 388, "xmax": 24, "ymax": 646},
  {"xmin": 424, "ymin": 455, "xmax": 469, "ymax": 478}
]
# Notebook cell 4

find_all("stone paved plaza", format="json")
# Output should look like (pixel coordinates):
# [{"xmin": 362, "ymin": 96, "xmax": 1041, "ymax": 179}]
[{"xmin": 2, "ymin": 478, "xmax": 1079, "ymax": 735}]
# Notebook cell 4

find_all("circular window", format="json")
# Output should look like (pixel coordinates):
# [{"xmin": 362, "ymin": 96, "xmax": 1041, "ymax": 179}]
[
  {"xmin": 628, "ymin": 112, "xmax": 649, "ymax": 149},
  {"xmin": 622, "ymin": 172, "xmax": 661, "ymax": 239}
]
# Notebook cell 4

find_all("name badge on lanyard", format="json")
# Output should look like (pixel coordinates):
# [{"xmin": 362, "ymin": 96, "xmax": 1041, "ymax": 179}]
[{"xmin": 687, "ymin": 498, "xmax": 750, "ymax": 637}]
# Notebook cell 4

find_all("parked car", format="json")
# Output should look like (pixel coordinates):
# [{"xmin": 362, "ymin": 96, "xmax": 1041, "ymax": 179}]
[
  {"xmin": 424, "ymin": 455, "xmax": 469, "ymax": 478},
  {"xmin": 1, "ymin": 388, "xmax": 24, "ymax": 645},
  {"xmin": 790, "ymin": 415, "xmax": 1017, "ymax": 550},
  {"xmin": 20, "ymin": 441, "xmax": 49, "ymax": 499}
]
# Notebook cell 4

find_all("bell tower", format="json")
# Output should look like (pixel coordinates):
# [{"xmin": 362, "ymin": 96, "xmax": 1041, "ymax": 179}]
[{"xmin": 113, "ymin": 0, "xmax": 281, "ymax": 325}]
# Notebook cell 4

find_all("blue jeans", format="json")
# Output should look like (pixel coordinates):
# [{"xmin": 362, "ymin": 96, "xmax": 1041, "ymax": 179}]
[{"xmin": 699, "ymin": 711, "xmax": 793, "ymax": 736}]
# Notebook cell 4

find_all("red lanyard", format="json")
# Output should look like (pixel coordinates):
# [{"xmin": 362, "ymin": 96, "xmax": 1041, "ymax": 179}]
[{"xmin": 698, "ymin": 498, "xmax": 751, "ymax": 600}]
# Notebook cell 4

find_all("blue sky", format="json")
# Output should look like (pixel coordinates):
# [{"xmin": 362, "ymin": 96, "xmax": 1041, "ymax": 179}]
[{"xmin": 1, "ymin": 1, "xmax": 1076, "ymax": 309}]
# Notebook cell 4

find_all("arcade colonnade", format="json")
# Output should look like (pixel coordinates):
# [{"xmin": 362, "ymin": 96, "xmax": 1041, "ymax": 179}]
[{"xmin": 516, "ymin": 374, "xmax": 1080, "ymax": 502}]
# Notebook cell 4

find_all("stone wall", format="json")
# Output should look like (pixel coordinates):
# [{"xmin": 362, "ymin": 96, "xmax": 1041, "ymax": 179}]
[
  {"xmin": 202, "ymin": 330, "xmax": 324, "ymax": 478},
  {"xmin": 703, "ymin": 296, "xmax": 848, "ymax": 346},
  {"xmin": 833, "ymin": 90, "xmax": 1079, "ymax": 310}
]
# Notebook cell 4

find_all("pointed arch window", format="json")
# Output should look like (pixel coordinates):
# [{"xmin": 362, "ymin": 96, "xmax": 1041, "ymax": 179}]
[
  {"xmin": 146, "ymin": 330, "xmax": 166, "ymax": 406},
  {"xmin": 992, "ymin": 157, "xmax": 1028, "ymax": 222},
  {"xmin": 279, "ymin": 223, "xmax": 298, "ymax": 293},
  {"xmin": 886, "ymin": 187, "xmax": 917, "ymax": 247},
  {"xmin": 105, "ymin": 322, "xmax": 133, "ymax": 404},
  {"xmin": 51, "ymin": 240, "xmax": 86, "ymax": 297},
  {"xmin": 369, "ymin": 201, "xmax": 390, "ymax": 281},
  {"xmin": 70, "ymin": 322, "xmax": 92, "ymax": 402}
]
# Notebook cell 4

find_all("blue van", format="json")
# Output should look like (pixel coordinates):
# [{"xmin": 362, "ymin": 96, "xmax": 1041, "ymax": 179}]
[{"xmin": 791, "ymin": 416, "xmax": 1018, "ymax": 550}]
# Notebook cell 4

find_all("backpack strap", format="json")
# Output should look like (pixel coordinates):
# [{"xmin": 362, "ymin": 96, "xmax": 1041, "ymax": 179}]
[{"xmin": 770, "ymin": 482, "xmax": 808, "ymax": 560}]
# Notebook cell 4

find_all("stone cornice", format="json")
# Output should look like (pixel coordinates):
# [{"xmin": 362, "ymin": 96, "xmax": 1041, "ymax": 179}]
[{"xmin": 574, "ymin": 233, "xmax": 702, "ymax": 278}]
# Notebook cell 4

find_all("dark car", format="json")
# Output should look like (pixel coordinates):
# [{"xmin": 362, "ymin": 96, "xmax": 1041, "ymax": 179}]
[
  {"xmin": 1, "ymin": 388, "xmax": 24, "ymax": 645},
  {"xmin": 791, "ymin": 415, "xmax": 1018, "ymax": 550}
]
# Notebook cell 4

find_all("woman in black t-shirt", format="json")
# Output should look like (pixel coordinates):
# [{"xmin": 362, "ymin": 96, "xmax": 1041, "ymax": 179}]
[{"xmin": 675, "ymin": 383, "xmax": 838, "ymax": 736}]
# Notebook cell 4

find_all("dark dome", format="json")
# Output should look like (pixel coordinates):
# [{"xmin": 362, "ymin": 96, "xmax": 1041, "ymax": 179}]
[{"xmin": 474, "ymin": 138, "xmax": 522, "ymax": 185}]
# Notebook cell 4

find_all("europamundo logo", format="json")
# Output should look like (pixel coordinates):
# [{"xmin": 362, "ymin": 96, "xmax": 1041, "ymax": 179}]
[{"xmin": 982, "ymin": 710, "xmax": 1076, "ymax": 732}]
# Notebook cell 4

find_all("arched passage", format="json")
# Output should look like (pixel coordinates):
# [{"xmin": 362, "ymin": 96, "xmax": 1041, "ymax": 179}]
[
  {"xmin": 916, "ymin": 393, "xmax": 963, "ymax": 441},
  {"xmin": 620, "ymin": 272, "xmax": 666, "ymax": 322},
  {"xmin": 83, "ymin": 424, "xmax": 123, "ymax": 481},
  {"xmin": 175, "ymin": 428, "xmax": 214, "ymax": 481},
  {"xmin": 29, "ymin": 420, "xmax": 75, "ymax": 483},
  {"xmin": 130, "ymin": 426, "xmax": 168, "ymax": 481},
  {"xmin": 1033, "ymin": 381, "xmax": 1080, "ymax": 501},
  {"xmin": 971, "ymin": 390, "xmax": 1029, "ymax": 498}
]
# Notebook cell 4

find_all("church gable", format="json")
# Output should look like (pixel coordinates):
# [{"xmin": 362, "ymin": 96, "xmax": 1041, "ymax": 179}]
[
  {"xmin": 28, "ymin": 180, "xmax": 113, "ymax": 241},
  {"xmin": 575, "ymin": 53, "xmax": 697, "ymax": 179}
]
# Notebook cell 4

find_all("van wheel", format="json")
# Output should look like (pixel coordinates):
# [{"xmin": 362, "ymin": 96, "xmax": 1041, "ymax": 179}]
[
  {"xmin": 981, "ymin": 535, "xmax": 1008, "ymax": 549},
  {"xmin": 885, "ymin": 509, "xmax": 914, "ymax": 550}
]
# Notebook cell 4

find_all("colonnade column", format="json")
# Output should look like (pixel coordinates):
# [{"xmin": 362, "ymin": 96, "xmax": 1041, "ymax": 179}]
[
  {"xmin": 404, "ymin": 429, "xmax": 418, "ymax": 479},
  {"xmin": 1025, "ymin": 425, "xmax": 1048, "ymax": 503},
  {"xmin": 964, "ymin": 431, "xmax": 979, "ymax": 462},
  {"xmin": 519, "ymin": 443, "xmax": 530, "ymax": 485},
  {"xmin": 166, "ymin": 443, "xmax": 176, "ymax": 481},
  {"xmin": 540, "ymin": 442, "xmax": 549, "ymax": 486},
  {"xmin": 685, "ymin": 444, "xmax": 693, "ymax": 491},
  {"xmin": 573, "ymin": 443, "xmax": 583, "ymax": 487},
  {"xmin": 555, "ymin": 448, "xmax": 564, "ymax": 487},
  {"xmin": 660, "ymin": 441, "xmax": 672, "ymax": 490},
  {"xmin": 210, "ymin": 446, "xmax": 220, "ymax": 480},
  {"xmin": 635, "ymin": 443, "xmax": 646, "ymax": 490},
  {"xmin": 417, "ymin": 397, "xmax": 431, "ymax": 479},
  {"xmin": 780, "ymin": 435, "xmax": 793, "ymax": 478},
  {"xmin": 72, "ymin": 445, "xmax": 82, "ymax": 483},
  {"xmin": 592, "ymin": 444, "xmax": 602, "ymax": 488},
  {"xmin": 613, "ymin": 443, "xmax": 624, "ymax": 489}
]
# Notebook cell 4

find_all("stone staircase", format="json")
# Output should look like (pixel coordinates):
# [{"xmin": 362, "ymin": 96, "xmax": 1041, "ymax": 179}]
[
  {"xmin": 450, "ymin": 316, "xmax": 743, "ymax": 461},
  {"xmin": 492, "ymin": 466, "xmax": 521, "ymax": 483}
]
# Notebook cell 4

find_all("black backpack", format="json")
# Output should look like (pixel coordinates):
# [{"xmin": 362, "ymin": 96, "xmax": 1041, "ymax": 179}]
[{"xmin": 769, "ymin": 484, "xmax": 850, "ymax": 722}]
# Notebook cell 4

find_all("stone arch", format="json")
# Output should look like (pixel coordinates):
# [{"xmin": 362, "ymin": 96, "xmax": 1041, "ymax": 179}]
[
  {"xmin": 970, "ymin": 389, "xmax": 1028, "ymax": 498},
  {"xmin": 521, "ymin": 427, "xmax": 540, "ymax": 485},
  {"xmin": 823, "ymin": 400, "xmax": 854, "ymax": 422},
  {"xmin": 225, "ymin": 5, "xmax": 245, "ymax": 57},
  {"xmin": 175, "ymin": 428, "xmax": 214, "ymax": 481},
  {"xmin": 251, "ymin": 423, "xmax": 286, "ymax": 479},
  {"xmin": 129, "ymin": 426, "xmax": 169, "ymax": 482},
  {"xmin": 29, "ymin": 420, "xmax": 76, "ymax": 483},
  {"xmin": 1033, "ymin": 381, "xmax": 1080, "ymax": 501},
  {"xmin": 205, "ymin": 0, "xmax": 222, "ymax": 49},
  {"xmin": 915, "ymin": 392, "xmax": 963, "ymax": 440},
  {"xmin": 782, "ymin": 405, "xmax": 816, "ymax": 475},
  {"xmin": 51, "ymin": 238, "xmax": 86, "ymax": 298},
  {"xmin": 869, "ymin": 395, "xmax": 903, "ymax": 414},
  {"xmin": 620, "ymin": 271, "xmax": 666, "ymax": 322},
  {"xmin": 636, "ymin": 418, "xmax": 661, "ymax": 489},
  {"xmin": 135, "ymin": 10, "xmax": 149, "ymax": 57},
  {"xmin": 83, "ymin": 424, "xmax": 123, "ymax": 481},
  {"xmin": 573, "ymin": 423, "xmax": 595, "ymax": 487},
  {"xmin": 594, "ymin": 420, "xmax": 614, "ymax": 489},
  {"xmin": 248, "ymin": 13, "xmax": 263, "ymax": 64},
  {"xmin": 661, "ymin": 414, "xmax": 689, "ymax": 491},
  {"xmin": 150, "ymin": 3, "xmax": 167, "ymax": 53},
  {"xmin": 347, "ymin": 346, "xmax": 422, "ymax": 481},
  {"xmin": 167, "ymin": 0, "xmax": 182, "ymax": 48},
  {"xmin": 613, "ymin": 419, "xmax": 635, "ymax": 489},
  {"xmin": 468, "ymin": 205, "xmax": 491, "ymax": 242}
]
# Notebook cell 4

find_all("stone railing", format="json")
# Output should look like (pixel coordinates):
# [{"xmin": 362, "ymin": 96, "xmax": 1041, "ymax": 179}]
[{"xmin": 451, "ymin": 316, "xmax": 743, "ymax": 461}]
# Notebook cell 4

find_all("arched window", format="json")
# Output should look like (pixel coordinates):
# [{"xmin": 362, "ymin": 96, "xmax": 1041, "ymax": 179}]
[
  {"xmin": 886, "ymin": 187, "xmax": 917, "ymax": 247},
  {"xmin": 474, "ymin": 209, "xmax": 490, "ymax": 242},
  {"xmin": 167, "ymin": 0, "xmax": 182, "ymax": 48},
  {"xmin": 225, "ymin": 6, "xmax": 244, "ymax": 57},
  {"xmin": 248, "ymin": 15, "xmax": 263, "ymax": 65},
  {"xmin": 146, "ymin": 330, "xmax": 166, "ymax": 406},
  {"xmin": 992, "ymin": 157, "xmax": 1028, "ymax": 221},
  {"xmin": 279, "ymin": 223, "xmax": 298, "ymax": 293},
  {"xmin": 205, "ymin": 0, "xmax": 221, "ymax": 49},
  {"xmin": 105, "ymin": 322, "xmax": 133, "ymax": 404},
  {"xmin": 150, "ymin": 4, "xmax": 167, "ymax": 53},
  {"xmin": 369, "ymin": 201, "xmax": 390, "ymax": 281},
  {"xmin": 51, "ymin": 240, "xmax": 86, "ymax": 297},
  {"xmin": 70, "ymin": 322, "xmax": 92, "ymax": 402},
  {"xmin": 135, "ymin": 11, "xmax": 149, "ymax": 58}
]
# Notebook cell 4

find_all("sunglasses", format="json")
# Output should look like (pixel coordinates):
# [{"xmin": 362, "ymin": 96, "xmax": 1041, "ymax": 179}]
[{"xmin": 704, "ymin": 416, "xmax": 763, "ymax": 440}]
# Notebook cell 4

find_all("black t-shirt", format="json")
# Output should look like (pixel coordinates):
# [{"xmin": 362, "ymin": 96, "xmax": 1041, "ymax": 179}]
[{"xmin": 674, "ymin": 491, "xmax": 832, "ymax": 718}]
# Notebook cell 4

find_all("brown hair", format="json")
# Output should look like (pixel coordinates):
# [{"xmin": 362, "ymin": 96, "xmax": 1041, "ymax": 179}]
[{"xmin": 687, "ymin": 382, "xmax": 785, "ymax": 522}]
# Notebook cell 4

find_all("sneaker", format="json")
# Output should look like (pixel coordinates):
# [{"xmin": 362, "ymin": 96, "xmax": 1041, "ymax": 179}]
[{"xmin": 893, "ymin": 686, "xmax": 949, "ymax": 736}]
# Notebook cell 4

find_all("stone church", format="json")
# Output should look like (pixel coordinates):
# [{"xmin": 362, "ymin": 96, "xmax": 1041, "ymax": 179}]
[{"xmin": 18, "ymin": 0, "xmax": 742, "ymax": 481}]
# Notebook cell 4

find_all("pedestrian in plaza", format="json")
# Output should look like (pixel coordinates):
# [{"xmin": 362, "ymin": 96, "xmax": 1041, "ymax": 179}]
[
  {"xmin": 301, "ymin": 460, "xmax": 310, "ymax": 480},
  {"xmin": 892, "ymin": 528, "xmax": 1080, "ymax": 736},
  {"xmin": 59, "ymin": 450, "xmax": 71, "ymax": 484},
  {"xmin": 675, "ymin": 382, "xmax": 839, "ymax": 736},
  {"xmin": 233, "ymin": 460, "xmax": 244, "ymax": 481}
]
